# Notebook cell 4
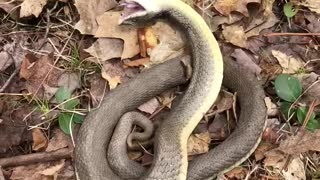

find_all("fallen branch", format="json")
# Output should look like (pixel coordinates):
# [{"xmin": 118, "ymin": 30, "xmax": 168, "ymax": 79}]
[{"xmin": 0, "ymin": 148, "xmax": 72, "ymax": 168}]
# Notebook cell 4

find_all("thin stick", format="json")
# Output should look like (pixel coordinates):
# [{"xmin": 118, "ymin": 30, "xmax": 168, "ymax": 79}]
[
  {"xmin": 264, "ymin": 32, "xmax": 320, "ymax": 37},
  {"xmin": 0, "ymin": 148, "xmax": 72, "ymax": 168}
]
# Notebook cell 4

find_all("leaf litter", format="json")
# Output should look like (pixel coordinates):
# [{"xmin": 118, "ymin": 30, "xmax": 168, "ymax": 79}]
[{"xmin": 0, "ymin": 0, "xmax": 320, "ymax": 179}]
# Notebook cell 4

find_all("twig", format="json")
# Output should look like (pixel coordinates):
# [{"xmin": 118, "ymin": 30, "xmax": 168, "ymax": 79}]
[
  {"xmin": 301, "ymin": 99, "xmax": 317, "ymax": 129},
  {"xmin": 0, "ymin": 68, "xmax": 19, "ymax": 93},
  {"xmin": 0, "ymin": 148, "xmax": 72, "ymax": 168},
  {"xmin": 264, "ymin": 32, "xmax": 320, "ymax": 37}
]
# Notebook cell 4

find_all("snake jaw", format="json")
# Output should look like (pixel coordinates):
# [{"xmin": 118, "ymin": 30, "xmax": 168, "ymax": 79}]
[{"xmin": 119, "ymin": 1, "xmax": 147, "ymax": 24}]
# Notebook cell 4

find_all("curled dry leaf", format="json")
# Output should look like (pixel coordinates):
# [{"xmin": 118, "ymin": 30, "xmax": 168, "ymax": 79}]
[
  {"xmin": 213, "ymin": 0, "xmax": 261, "ymax": 16},
  {"xmin": 271, "ymin": 50, "xmax": 304, "ymax": 74},
  {"xmin": 84, "ymin": 38, "xmax": 123, "ymax": 62},
  {"xmin": 32, "ymin": 128, "xmax": 48, "ymax": 152},
  {"xmin": 74, "ymin": 0, "xmax": 117, "ymax": 34},
  {"xmin": 95, "ymin": 11, "xmax": 139, "ymax": 59},
  {"xmin": 187, "ymin": 131, "xmax": 210, "ymax": 156},
  {"xmin": 20, "ymin": 0, "xmax": 47, "ymax": 18}
]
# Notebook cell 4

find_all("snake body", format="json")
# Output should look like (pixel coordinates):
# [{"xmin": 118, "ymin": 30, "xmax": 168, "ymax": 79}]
[{"xmin": 75, "ymin": 0, "xmax": 266, "ymax": 179}]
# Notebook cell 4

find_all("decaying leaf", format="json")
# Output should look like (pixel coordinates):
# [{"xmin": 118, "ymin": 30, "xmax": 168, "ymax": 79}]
[
  {"xmin": 46, "ymin": 128, "xmax": 72, "ymax": 152},
  {"xmin": 87, "ymin": 74, "xmax": 107, "ymax": 107},
  {"xmin": 95, "ymin": 11, "xmax": 139, "ymax": 59},
  {"xmin": 20, "ymin": 0, "xmax": 48, "ymax": 18},
  {"xmin": 0, "ymin": 51, "xmax": 13, "ymax": 71},
  {"xmin": 277, "ymin": 130, "xmax": 320, "ymax": 155},
  {"xmin": 57, "ymin": 73, "xmax": 81, "ymax": 94},
  {"xmin": 187, "ymin": 131, "xmax": 210, "ymax": 155},
  {"xmin": 20, "ymin": 54, "xmax": 64, "ymax": 99},
  {"xmin": 222, "ymin": 24, "xmax": 247, "ymax": 47},
  {"xmin": 74, "ymin": 0, "xmax": 117, "ymax": 34},
  {"xmin": 282, "ymin": 157, "xmax": 306, "ymax": 180},
  {"xmin": 32, "ymin": 128, "xmax": 48, "ymax": 152},
  {"xmin": 84, "ymin": 38, "xmax": 123, "ymax": 62},
  {"xmin": 254, "ymin": 143, "xmax": 273, "ymax": 161},
  {"xmin": 296, "ymin": 73, "xmax": 320, "ymax": 107},
  {"xmin": 213, "ymin": 0, "xmax": 261, "ymax": 16},
  {"xmin": 38, "ymin": 160, "xmax": 65, "ymax": 176},
  {"xmin": 271, "ymin": 50, "xmax": 304, "ymax": 74}
]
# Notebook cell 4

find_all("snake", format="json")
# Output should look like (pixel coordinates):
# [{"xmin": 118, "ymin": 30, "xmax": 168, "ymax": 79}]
[{"xmin": 75, "ymin": 0, "xmax": 267, "ymax": 179}]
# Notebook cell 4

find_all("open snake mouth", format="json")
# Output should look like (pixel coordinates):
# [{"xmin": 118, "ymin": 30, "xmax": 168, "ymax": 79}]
[{"xmin": 119, "ymin": 1, "xmax": 147, "ymax": 23}]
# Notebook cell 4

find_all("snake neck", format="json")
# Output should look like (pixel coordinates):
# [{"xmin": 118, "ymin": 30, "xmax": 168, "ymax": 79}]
[{"xmin": 145, "ymin": 1, "xmax": 224, "ymax": 179}]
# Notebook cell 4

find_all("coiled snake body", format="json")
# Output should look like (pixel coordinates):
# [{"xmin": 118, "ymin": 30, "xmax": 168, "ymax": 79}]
[{"xmin": 75, "ymin": 0, "xmax": 267, "ymax": 179}]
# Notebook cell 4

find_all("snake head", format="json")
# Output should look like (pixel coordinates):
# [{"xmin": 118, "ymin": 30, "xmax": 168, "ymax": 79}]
[{"xmin": 119, "ymin": 0, "xmax": 162, "ymax": 25}]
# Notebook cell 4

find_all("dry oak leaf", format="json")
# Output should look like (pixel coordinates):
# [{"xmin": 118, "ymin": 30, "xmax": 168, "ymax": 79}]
[
  {"xmin": 84, "ymin": 38, "xmax": 123, "ymax": 62},
  {"xmin": 277, "ymin": 130, "xmax": 320, "ymax": 155},
  {"xmin": 95, "ymin": 11, "xmax": 139, "ymax": 59},
  {"xmin": 74, "ymin": 0, "xmax": 117, "ymax": 34},
  {"xmin": 20, "ymin": 0, "xmax": 47, "ymax": 18},
  {"xmin": 213, "ymin": 0, "xmax": 261, "ymax": 16},
  {"xmin": 222, "ymin": 24, "xmax": 247, "ymax": 48}
]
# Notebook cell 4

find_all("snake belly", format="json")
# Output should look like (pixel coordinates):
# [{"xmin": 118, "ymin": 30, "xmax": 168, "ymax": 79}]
[{"xmin": 75, "ymin": 0, "xmax": 266, "ymax": 179}]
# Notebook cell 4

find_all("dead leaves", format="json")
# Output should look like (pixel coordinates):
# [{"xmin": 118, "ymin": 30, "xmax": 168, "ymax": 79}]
[
  {"xmin": 20, "ymin": 0, "xmax": 47, "ymax": 18},
  {"xmin": 95, "ymin": 11, "xmax": 140, "ymax": 59},
  {"xmin": 214, "ymin": 0, "xmax": 261, "ymax": 16}
]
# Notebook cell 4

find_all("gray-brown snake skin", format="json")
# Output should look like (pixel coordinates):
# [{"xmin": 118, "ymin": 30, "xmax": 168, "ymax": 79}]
[{"xmin": 75, "ymin": 0, "xmax": 267, "ymax": 179}]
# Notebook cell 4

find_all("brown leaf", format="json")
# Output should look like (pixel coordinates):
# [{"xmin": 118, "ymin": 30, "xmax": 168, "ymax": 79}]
[
  {"xmin": 225, "ymin": 167, "xmax": 248, "ymax": 179},
  {"xmin": 32, "ymin": 128, "xmax": 48, "ymax": 152},
  {"xmin": 277, "ymin": 130, "xmax": 320, "ymax": 155},
  {"xmin": 271, "ymin": 50, "xmax": 304, "ymax": 74},
  {"xmin": 95, "ymin": 11, "xmax": 139, "ymax": 59},
  {"xmin": 46, "ymin": 128, "xmax": 72, "ymax": 152},
  {"xmin": 264, "ymin": 149, "xmax": 287, "ymax": 169},
  {"xmin": 38, "ymin": 160, "xmax": 65, "ymax": 176},
  {"xmin": 138, "ymin": 98, "xmax": 161, "ymax": 114},
  {"xmin": 20, "ymin": 0, "xmax": 48, "ymax": 18},
  {"xmin": 158, "ymin": 89, "xmax": 176, "ymax": 108},
  {"xmin": 87, "ymin": 74, "xmax": 107, "ymax": 107},
  {"xmin": 187, "ymin": 131, "xmax": 210, "ymax": 155},
  {"xmin": 74, "ymin": 0, "xmax": 117, "ymax": 34},
  {"xmin": 148, "ymin": 21, "xmax": 186, "ymax": 65},
  {"xmin": 20, "ymin": 54, "xmax": 63, "ymax": 99},
  {"xmin": 101, "ymin": 61, "xmax": 126, "ymax": 89},
  {"xmin": 84, "ymin": 38, "xmax": 123, "ymax": 62},
  {"xmin": 296, "ymin": 73, "xmax": 320, "ymax": 108},
  {"xmin": 10, "ymin": 160, "xmax": 67, "ymax": 180},
  {"xmin": 254, "ymin": 143, "xmax": 273, "ymax": 161},
  {"xmin": 213, "ymin": 0, "xmax": 261, "ymax": 16},
  {"xmin": 222, "ymin": 24, "xmax": 247, "ymax": 48},
  {"xmin": 305, "ymin": 13, "xmax": 320, "ymax": 33}
]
